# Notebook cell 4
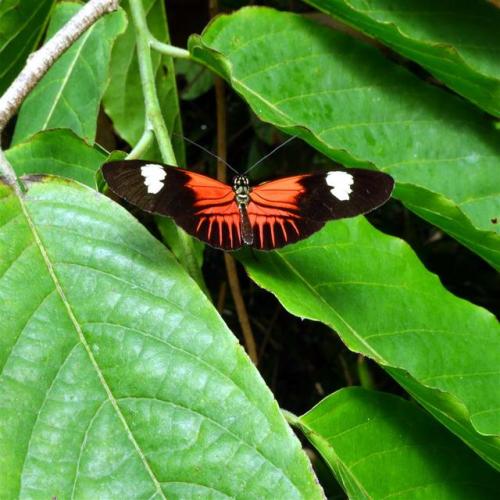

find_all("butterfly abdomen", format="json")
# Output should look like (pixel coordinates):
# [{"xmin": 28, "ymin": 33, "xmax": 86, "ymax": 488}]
[{"xmin": 239, "ymin": 204, "xmax": 254, "ymax": 245}]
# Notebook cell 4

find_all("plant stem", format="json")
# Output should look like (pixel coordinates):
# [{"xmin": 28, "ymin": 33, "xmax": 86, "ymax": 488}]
[
  {"xmin": 128, "ymin": 0, "xmax": 208, "ymax": 294},
  {"xmin": 281, "ymin": 409, "xmax": 300, "ymax": 427},
  {"xmin": 128, "ymin": 0, "xmax": 176, "ymax": 165},
  {"xmin": 127, "ymin": 128, "xmax": 154, "ymax": 159},
  {"xmin": 224, "ymin": 253, "xmax": 258, "ymax": 364},
  {"xmin": 149, "ymin": 38, "xmax": 190, "ymax": 59}
]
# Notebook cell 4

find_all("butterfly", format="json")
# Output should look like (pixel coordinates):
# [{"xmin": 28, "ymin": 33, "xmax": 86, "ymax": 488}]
[{"xmin": 102, "ymin": 159, "xmax": 394, "ymax": 251}]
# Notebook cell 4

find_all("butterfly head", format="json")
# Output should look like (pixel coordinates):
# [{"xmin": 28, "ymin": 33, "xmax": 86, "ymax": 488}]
[{"xmin": 233, "ymin": 175, "xmax": 251, "ymax": 206}]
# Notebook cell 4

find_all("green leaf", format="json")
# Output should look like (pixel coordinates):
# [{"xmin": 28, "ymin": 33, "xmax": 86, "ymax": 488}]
[
  {"xmin": 0, "ymin": 176, "xmax": 323, "ymax": 499},
  {"xmin": 304, "ymin": 0, "xmax": 500, "ymax": 117},
  {"xmin": 298, "ymin": 388, "xmax": 500, "ymax": 498},
  {"xmin": 0, "ymin": 0, "xmax": 55, "ymax": 94},
  {"xmin": 189, "ymin": 7, "xmax": 500, "ymax": 268},
  {"xmin": 176, "ymin": 58, "xmax": 214, "ymax": 101},
  {"xmin": 103, "ymin": 0, "xmax": 185, "ymax": 163},
  {"xmin": 238, "ymin": 219, "xmax": 500, "ymax": 468},
  {"xmin": 11, "ymin": 2, "xmax": 126, "ymax": 146},
  {"xmin": 5, "ymin": 129, "xmax": 106, "ymax": 188}
]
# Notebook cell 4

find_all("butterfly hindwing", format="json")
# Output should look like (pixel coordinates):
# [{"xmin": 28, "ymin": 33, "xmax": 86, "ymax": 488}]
[{"xmin": 102, "ymin": 160, "xmax": 243, "ymax": 250}]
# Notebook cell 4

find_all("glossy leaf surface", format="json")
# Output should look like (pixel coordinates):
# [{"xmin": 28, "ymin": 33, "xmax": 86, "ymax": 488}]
[
  {"xmin": 12, "ymin": 2, "xmax": 126, "ymax": 146},
  {"xmin": 0, "ymin": 176, "xmax": 322, "ymax": 499},
  {"xmin": 5, "ymin": 129, "xmax": 106, "ymax": 188},
  {"xmin": 305, "ymin": 0, "xmax": 500, "ymax": 116},
  {"xmin": 299, "ymin": 388, "xmax": 500, "ymax": 498},
  {"xmin": 189, "ymin": 7, "xmax": 500, "ymax": 268},
  {"xmin": 238, "ymin": 219, "xmax": 500, "ymax": 468},
  {"xmin": 0, "ymin": 0, "xmax": 55, "ymax": 94}
]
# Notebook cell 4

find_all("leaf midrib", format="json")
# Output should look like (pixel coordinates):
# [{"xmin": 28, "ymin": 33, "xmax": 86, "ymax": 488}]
[
  {"xmin": 15, "ymin": 188, "xmax": 166, "ymax": 498},
  {"xmin": 298, "ymin": 419, "xmax": 371, "ymax": 499}
]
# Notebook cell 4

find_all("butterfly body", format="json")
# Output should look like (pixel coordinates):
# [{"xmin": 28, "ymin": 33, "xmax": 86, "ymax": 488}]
[
  {"xmin": 102, "ymin": 160, "xmax": 394, "ymax": 251},
  {"xmin": 233, "ymin": 175, "xmax": 254, "ymax": 245}
]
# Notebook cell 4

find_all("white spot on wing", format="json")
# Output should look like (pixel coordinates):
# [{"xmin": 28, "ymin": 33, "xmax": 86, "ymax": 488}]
[
  {"xmin": 141, "ymin": 164, "xmax": 166, "ymax": 194},
  {"xmin": 326, "ymin": 171, "xmax": 354, "ymax": 201}
]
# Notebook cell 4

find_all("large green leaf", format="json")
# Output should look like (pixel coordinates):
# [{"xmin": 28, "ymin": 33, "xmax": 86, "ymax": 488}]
[
  {"xmin": 102, "ymin": 0, "xmax": 185, "ymax": 163},
  {"xmin": 298, "ymin": 388, "xmax": 500, "ymax": 498},
  {"xmin": 12, "ymin": 2, "xmax": 126, "ymax": 146},
  {"xmin": 0, "ymin": 0, "xmax": 55, "ymax": 95},
  {"xmin": 238, "ymin": 219, "xmax": 500, "ymax": 468},
  {"xmin": 304, "ymin": 0, "xmax": 500, "ymax": 117},
  {"xmin": 0, "ymin": 175, "xmax": 323, "ymax": 499},
  {"xmin": 189, "ymin": 7, "xmax": 500, "ymax": 268},
  {"xmin": 5, "ymin": 129, "xmax": 106, "ymax": 188}
]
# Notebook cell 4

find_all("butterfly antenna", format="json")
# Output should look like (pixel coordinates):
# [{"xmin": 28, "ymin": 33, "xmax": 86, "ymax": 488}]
[
  {"xmin": 243, "ymin": 135, "xmax": 297, "ymax": 175},
  {"xmin": 172, "ymin": 132, "xmax": 239, "ymax": 175}
]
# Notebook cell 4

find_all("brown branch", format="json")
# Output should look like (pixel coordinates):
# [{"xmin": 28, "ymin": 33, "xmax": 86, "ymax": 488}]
[
  {"xmin": 210, "ymin": 0, "xmax": 258, "ymax": 365},
  {"xmin": 224, "ymin": 253, "xmax": 258, "ymax": 364},
  {"xmin": 0, "ymin": 0, "xmax": 120, "ymax": 132}
]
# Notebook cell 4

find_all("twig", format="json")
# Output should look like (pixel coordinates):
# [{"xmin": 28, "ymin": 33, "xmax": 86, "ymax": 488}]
[
  {"xmin": 212, "ymin": 75, "xmax": 228, "ymax": 182},
  {"xmin": 0, "ymin": 0, "xmax": 120, "ymax": 132},
  {"xmin": 149, "ymin": 38, "xmax": 190, "ymax": 59},
  {"xmin": 224, "ymin": 253, "xmax": 258, "ymax": 364},
  {"xmin": 0, "ymin": 0, "xmax": 120, "ymax": 188},
  {"xmin": 210, "ymin": 0, "xmax": 258, "ymax": 365},
  {"xmin": 216, "ymin": 281, "xmax": 227, "ymax": 313}
]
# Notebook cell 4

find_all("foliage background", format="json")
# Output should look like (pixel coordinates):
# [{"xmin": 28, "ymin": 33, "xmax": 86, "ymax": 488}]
[{"xmin": 0, "ymin": 0, "xmax": 499, "ymax": 498}]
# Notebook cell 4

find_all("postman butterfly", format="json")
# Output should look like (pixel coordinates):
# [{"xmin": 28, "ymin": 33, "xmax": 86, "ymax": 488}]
[{"xmin": 102, "ymin": 142, "xmax": 394, "ymax": 251}]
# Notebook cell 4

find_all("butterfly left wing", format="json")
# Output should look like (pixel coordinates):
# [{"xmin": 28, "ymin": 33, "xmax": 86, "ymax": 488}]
[
  {"xmin": 248, "ymin": 168, "xmax": 394, "ymax": 250},
  {"xmin": 102, "ymin": 160, "xmax": 243, "ymax": 250}
]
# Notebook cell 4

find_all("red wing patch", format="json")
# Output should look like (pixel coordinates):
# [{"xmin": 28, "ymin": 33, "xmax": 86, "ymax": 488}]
[
  {"xmin": 247, "ymin": 200, "xmax": 324, "ymax": 250},
  {"xmin": 250, "ymin": 175, "xmax": 308, "ymax": 211},
  {"xmin": 180, "ymin": 172, "xmax": 243, "ymax": 250},
  {"xmin": 174, "ymin": 200, "xmax": 243, "ymax": 251},
  {"xmin": 248, "ymin": 175, "xmax": 323, "ymax": 250}
]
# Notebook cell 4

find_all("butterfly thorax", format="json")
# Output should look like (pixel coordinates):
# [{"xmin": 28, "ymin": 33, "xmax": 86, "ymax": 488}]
[
  {"xmin": 233, "ymin": 175, "xmax": 251, "ymax": 206},
  {"xmin": 233, "ymin": 175, "xmax": 254, "ymax": 245}
]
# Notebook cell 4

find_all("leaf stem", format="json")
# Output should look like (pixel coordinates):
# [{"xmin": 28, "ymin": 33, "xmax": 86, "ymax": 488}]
[
  {"xmin": 149, "ymin": 38, "xmax": 190, "ymax": 59},
  {"xmin": 281, "ymin": 409, "xmax": 300, "ymax": 427},
  {"xmin": 127, "ymin": 128, "xmax": 154, "ymax": 159}
]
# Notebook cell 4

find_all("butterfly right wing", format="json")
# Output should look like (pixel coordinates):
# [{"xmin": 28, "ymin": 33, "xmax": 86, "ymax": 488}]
[
  {"xmin": 102, "ymin": 160, "xmax": 243, "ymax": 250},
  {"xmin": 248, "ymin": 168, "xmax": 393, "ymax": 250}
]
